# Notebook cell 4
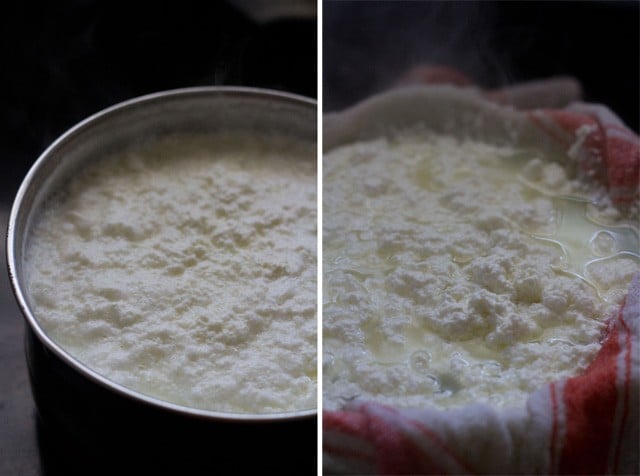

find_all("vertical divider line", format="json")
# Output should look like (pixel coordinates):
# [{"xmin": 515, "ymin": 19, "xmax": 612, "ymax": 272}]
[{"xmin": 317, "ymin": 1, "xmax": 324, "ymax": 474}]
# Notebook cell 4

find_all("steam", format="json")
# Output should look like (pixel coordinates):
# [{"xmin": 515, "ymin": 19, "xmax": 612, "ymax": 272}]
[{"xmin": 323, "ymin": 2, "xmax": 515, "ymax": 111}]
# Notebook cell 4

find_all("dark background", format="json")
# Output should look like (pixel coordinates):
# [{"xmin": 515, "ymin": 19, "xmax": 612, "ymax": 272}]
[
  {"xmin": 0, "ymin": 1, "xmax": 315, "ymax": 475},
  {"xmin": 324, "ymin": 1, "xmax": 639, "ymax": 133}
]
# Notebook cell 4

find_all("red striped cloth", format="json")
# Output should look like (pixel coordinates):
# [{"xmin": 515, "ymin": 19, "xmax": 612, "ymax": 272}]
[
  {"xmin": 323, "ymin": 74, "xmax": 640, "ymax": 475},
  {"xmin": 527, "ymin": 104, "xmax": 639, "ymax": 206}
]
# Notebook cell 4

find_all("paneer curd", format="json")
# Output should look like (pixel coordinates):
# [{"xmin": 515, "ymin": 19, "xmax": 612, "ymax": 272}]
[
  {"xmin": 323, "ymin": 127, "xmax": 638, "ymax": 410},
  {"xmin": 26, "ymin": 132, "xmax": 317, "ymax": 414}
]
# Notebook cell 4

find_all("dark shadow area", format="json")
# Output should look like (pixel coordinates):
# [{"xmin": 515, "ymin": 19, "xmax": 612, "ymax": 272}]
[{"xmin": 324, "ymin": 0, "xmax": 639, "ymax": 132}]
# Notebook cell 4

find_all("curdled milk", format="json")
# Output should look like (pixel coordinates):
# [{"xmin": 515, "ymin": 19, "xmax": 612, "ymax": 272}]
[
  {"xmin": 323, "ymin": 127, "xmax": 638, "ymax": 410},
  {"xmin": 26, "ymin": 132, "xmax": 317, "ymax": 414}
]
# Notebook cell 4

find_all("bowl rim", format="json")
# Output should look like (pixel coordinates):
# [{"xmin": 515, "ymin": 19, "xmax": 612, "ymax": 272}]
[{"xmin": 6, "ymin": 85, "xmax": 317, "ymax": 423}]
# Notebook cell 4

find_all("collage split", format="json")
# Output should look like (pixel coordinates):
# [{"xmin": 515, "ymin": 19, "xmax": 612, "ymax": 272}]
[{"xmin": 1, "ymin": 2, "xmax": 639, "ymax": 475}]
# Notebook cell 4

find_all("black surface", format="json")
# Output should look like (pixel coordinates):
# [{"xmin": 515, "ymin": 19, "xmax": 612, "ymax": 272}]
[
  {"xmin": 324, "ymin": 1, "xmax": 640, "ymax": 132},
  {"xmin": 0, "ymin": 2, "xmax": 316, "ymax": 475}
]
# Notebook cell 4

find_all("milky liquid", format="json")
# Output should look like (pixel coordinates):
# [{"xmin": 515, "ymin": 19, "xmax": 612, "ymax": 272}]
[{"xmin": 522, "ymin": 191, "xmax": 639, "ymax": 302}]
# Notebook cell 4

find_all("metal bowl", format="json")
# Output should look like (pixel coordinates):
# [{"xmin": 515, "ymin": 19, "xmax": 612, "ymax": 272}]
[{"xmin": 7, "ymin": 87, "xmax": 317, "ymax": 473}]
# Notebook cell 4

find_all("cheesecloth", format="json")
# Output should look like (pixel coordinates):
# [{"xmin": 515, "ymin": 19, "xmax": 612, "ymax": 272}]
[{"xmin": 323, "ymin": 73, "xmax": 639, "ymax": 475}]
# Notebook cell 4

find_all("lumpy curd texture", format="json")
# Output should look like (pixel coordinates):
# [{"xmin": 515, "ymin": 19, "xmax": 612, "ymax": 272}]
[
  {"xmin": 323, "ymin": 127, "xmax": 638, "ymax": 410},
  {"xmin": 26, "ymin": 132, "xmax": 317, "ymax": 413}
]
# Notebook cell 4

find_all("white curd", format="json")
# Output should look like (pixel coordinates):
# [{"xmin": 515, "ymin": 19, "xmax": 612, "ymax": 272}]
[
  {"xmin": 26, "ymin": 132, "xmax": 317, "ymax": 414},
  {"xmin": 323, "ymin": 127, "xmax": 638, "ymax": 410}
]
